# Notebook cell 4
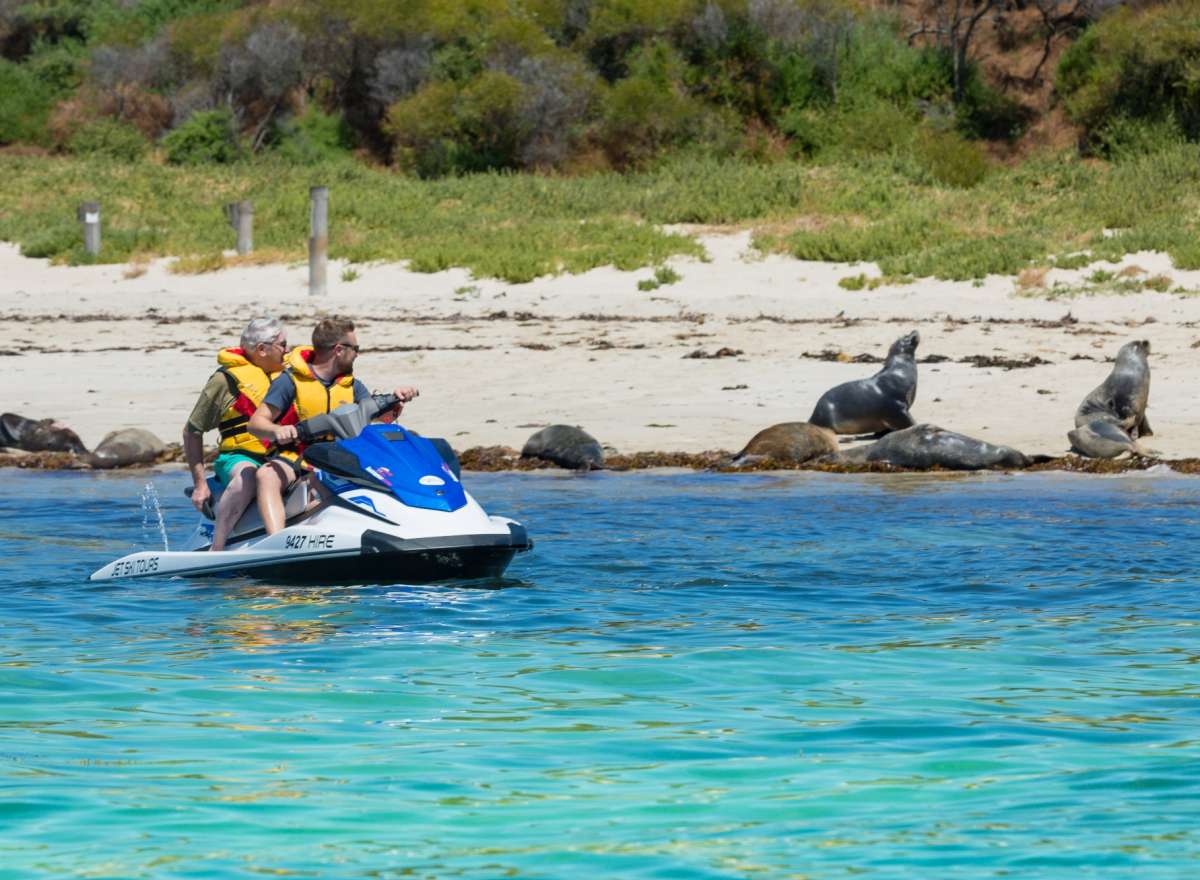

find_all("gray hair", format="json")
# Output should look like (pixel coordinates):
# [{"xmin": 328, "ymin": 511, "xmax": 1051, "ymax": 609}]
[{"xmin": 241, "ymin": 317, "xmax": 284, "ymax": 350}]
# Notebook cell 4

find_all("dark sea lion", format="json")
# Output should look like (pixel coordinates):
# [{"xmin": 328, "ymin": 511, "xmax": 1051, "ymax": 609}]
[
  {"xmin": 1074, "ymin": 339, "xmax": 1152, "ymax": 437},
  {"xmin": 1067, "ymin": 420, "xmax": 1147, "ymax": 459},
  {"xmin": 87, "ymin": 428, "xmax": 165, "ymax": 469},
  {"xmin": 0, "ymin": 413, "xmax": 88, "ymax": 454},
  {"xmin": 730, "ymin": 422, "xmax": 838, "ymax": 466},
  {"xmin": 521, "ymin": 425, "xmax": 604, "ymax": 470},
  {"xmin": 843, "ymin": 423, "xmax": 1030, "ymax": 470},
  {"xmin": 809, "ymin": 330, "xmax": 919, "ymax": 435},
  {"xmin": 1069, "ymin": 339, "xmax": 1153, "ymax": 459}
]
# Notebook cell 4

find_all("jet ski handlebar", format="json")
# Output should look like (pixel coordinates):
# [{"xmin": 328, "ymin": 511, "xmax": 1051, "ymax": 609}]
[{"xmin": 294, "ymin": 393, "xmax": 401, "ymax": 445}]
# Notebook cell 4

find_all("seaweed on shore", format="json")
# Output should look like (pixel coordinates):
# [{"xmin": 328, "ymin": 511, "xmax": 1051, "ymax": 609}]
[{"xmin": 5, "ymin": 444, "xmax": 1197, "ymax": 476}]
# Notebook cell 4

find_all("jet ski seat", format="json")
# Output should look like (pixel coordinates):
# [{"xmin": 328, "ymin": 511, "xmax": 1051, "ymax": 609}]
[{"xmin": 184, "ymin": 477, "xmax": 309, "ymax": 544}]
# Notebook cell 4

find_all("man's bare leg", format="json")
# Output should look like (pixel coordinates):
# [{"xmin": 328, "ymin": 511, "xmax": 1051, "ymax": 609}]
[
  {"xmin": 256, "ymin": 460, "xmax": 297, "ymax": 535},
  {"xmin": 211, "ymin": 462, "xmax": 258, "ymax": 551}
]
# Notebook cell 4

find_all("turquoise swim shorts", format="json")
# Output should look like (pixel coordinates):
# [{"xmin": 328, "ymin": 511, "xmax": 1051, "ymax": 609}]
[{"xmin": 213, "ymin": 452, "xmax": 264, "ymax": 486}]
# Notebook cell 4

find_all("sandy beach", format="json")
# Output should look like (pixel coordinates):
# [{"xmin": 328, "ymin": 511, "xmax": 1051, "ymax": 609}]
[{"xmin": 3, "ymin": 233, "xmax": 1199, "ymax": 460}]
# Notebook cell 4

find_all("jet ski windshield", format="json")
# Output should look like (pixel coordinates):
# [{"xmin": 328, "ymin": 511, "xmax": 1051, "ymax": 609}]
[
  {"xmin": 296, "ymin": 394, "xmax": 394, "ymax": 444},
  {"xmin": 305, "ymin": 425, "xmax": 468, "ymax": 512}
]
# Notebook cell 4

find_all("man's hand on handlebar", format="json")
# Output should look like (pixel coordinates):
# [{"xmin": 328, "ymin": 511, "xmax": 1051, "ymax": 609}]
[
  {"xmin": 190, "ymin": 480, "xmax": 211, "ymax": 514},
  {"xmin": 273, "ymin": 424, "xmax": 299, "ymax": 446},
  {"xmin": 378, "ymin": 386, "xmax": 419, "ymax": 424}
]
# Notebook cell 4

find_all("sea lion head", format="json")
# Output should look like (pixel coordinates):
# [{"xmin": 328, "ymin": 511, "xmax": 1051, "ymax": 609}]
[
  {"xmin": 1116, "ymin": 339, "xmax": 1151, "ymax": 365},
  {"xmin": 887, "ymin": 330, "xmax": 920, "ymax": 360}
]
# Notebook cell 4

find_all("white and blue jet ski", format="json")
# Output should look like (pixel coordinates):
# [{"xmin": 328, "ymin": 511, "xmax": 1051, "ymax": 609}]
[{"xmin": 90, "ymin": 394, "xmax": 532, "ymax": 584}]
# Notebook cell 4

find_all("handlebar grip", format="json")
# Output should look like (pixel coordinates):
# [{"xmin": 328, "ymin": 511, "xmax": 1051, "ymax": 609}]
[
  {"xmin": 295, "ymin": 422, "xmax": 314, "ymax": 445},
  {"xmin": 371, "ymin": 392, "xmax": 400, "ymax": 416}
]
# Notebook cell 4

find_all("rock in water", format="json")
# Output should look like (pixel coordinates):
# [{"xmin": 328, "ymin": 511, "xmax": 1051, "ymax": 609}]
[
  {"xmin": 851, "ymin": 423, "xmax": 1030, "ymax": 470},
  {"xmin": 88, "ymin": 428, "xmax": 165, "ymax": 469},
  {"xmin": 731, "ymin": 422, "xmax": 838, "ymax": 466},
  {"xmin": 521, "ymin": 425, "xmax": 604, "ymax": 471},
  {"xmin": 0, "ymin": 413, "xmax": 88, "ymax": 454}
]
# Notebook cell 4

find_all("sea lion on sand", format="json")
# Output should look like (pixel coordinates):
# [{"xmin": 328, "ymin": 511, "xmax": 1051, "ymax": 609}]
[
  {"xmin": 809, "ymin": 330, "xmax": 919, "ymax": 435},
  {"xmin": 841, "ymin": 424, "xmax": 1030, "ymax": 470},
  {"xmin": 1074, "ymin": 339, "xmax": 1152, "ymax": 437},
  {"xmin": 1067, "ymin": 420, "xmax": 1148, "ymax": 459},
  {"xmin": 0, "ymin": 413, "xmax": 88, "ymax": 455},
  {"xmin": 730, "ymin": 422, "xmax": 838, "ymax": 466},
  {"xmin": 87, "ymin": 428, "xmax": 165, "ymax": 469},
  {"xmin": 1070, "ymin": 339, "xmax": 1153, "ymax": 459},
  {"xmin": 521, "ymin": 425, "xmax": 604, "ymax": 471}
]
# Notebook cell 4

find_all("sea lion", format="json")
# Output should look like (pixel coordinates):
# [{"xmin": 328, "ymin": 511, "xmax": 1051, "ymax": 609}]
[
  {"xmin": 809, "ymin": 330, "xmax": 919, "ymax": 435},
  {"xmin": 1075, "ymin": 339, "xmax": 1152, "ymax": 437},
  {"xmin": 521, "ymin": 425, "xmax": 604, "ymax": 471},
  {"xmin": 730, "ymin": 422, "xmax": 838, "ymax": 466},
  {"xmin": 842, "ymin": 423, "xmax": 1030, "ymax": 470},
  {"xmin": 0, "ymin": 413, "xmax": 88, "ymax": 454},
  {"xmin": 1069, "ymin": 339, "xmax": 1153, "ymax": 459},
  {"xmin": 1067, "ymin": 420, "xmax": 1148, "ymax": 459},
  {"xmin": 87, "ymin": 428, "xmax": 165, "ymax": 469}
]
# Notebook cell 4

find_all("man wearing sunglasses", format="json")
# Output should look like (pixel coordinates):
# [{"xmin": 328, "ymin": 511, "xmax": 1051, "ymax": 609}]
[
  {"xmin": 248, "ymin": 316, "xmax": 418, "ymax": 535},
  {"xmin": 183, "ymin": 316, "xmax": 289, "ymax": 551}
]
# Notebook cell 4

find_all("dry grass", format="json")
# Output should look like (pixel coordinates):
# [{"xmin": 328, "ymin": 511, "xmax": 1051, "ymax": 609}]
[
  {"xmin": 169, "ymin": 253, "xmax": 227, "ymax": 274},
  {"xmin": 1016, "ymin": 266, "xmax": 1050, "ymax": 290}
]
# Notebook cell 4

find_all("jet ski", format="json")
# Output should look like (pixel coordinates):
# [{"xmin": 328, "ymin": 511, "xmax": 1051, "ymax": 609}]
[{"xmin": 90, "ymin": 393, "xmax": 532, "ymax": 584}]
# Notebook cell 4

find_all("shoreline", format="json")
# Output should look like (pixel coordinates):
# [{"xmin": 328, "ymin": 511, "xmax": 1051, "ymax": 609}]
[
  {"xmin": 3, "ymin": 445, "xmax": 1197, "ymax": 476},
  {"xmin": 4, "ymin": 232, "xmax": 1200, "ymax": 461}
]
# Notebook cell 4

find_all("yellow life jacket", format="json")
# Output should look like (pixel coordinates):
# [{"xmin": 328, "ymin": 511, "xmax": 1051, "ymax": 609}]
[
  {"xmin": 215, "ymin": 348, "xmax": 279, "ymax": 457},
  {"xmin": 276, "ymin": 346, "xmax": 356, "ymax": 460}
]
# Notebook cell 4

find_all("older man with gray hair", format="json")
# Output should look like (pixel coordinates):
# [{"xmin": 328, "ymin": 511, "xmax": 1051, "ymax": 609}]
[{"xmin": 183, "ymin": 316, "xmax": 289, "ymax": 550}]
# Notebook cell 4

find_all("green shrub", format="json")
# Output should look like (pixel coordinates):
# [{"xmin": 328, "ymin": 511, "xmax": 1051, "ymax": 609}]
[
  {"xmin": 270, "ymin": 107, "xmax": 353, "ymax": 164},
  {"xmin": 599, "ymin": 76, "xmax": 705, "ymax": 168},
  {"xmin": 824, "ymin": 102, "xmax": 918, "ymax": 158},
  {"xmin": 1057, "ymin": 1, "xmax": 1200, "ymax": 152},
  {"xmin": 452, "ymin": 70, "xmax": 527, "ymax": 171},
  {"xmin": 67, "ymin": 119, "xmax": 148, "ymax": 161},
  {"xmin": 385, "ymin": 81, "xmax": 459, "ymax": 177},
  {"xmin": 163, "ymin": 109, "xmax": 239, "ymax": 164},
  {"xmin": 837, "ymin": 19, "xmax": 948, "ymax": 110},
  {"xmin": 885, "ymin": 233, "xmax": 1044, "ymax": 280},
  {"xmin": 21, "ymin": 224, "xmax": 79, "ymax": 260},
  {"xmin": 25, "ymin": 37, "xmax": 87, "ymax": 96},
  {"xmin": 0, "ymin": 61, "xmax": 56, "ymax": 145},
  {"xmin": 915, "ymin": 128, "xmax": 990, "ymax": 188},
  {"xmin": 1096, "ymin": 114, "xmax": 1187, "ymax": 162}
]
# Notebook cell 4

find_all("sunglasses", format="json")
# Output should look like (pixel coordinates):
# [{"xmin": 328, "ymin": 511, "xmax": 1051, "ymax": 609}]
[{"xmin": 337, "ymin": 342, "xmax": 361, "ymax": 353}]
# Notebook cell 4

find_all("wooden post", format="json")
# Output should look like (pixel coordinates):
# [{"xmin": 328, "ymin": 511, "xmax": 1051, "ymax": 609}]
[
  {"xmin": 309, "ymin": 186, "xmax": 328, "ymax": 296},
  {"xmin": 78, "ymin": 202, "xmax": 101, "ymax": 256},
  {"xmin": 225, "ymin": 200, "xmax": 253, "ymax": 255}
]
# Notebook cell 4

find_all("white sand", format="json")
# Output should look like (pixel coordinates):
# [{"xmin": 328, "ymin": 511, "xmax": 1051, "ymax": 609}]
[{"xmin": 3, "ymin": 234, "xmax": 1199, "ymax": 458}]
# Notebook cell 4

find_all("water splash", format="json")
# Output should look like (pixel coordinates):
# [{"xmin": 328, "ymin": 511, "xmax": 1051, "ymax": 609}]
[{"xmin": 140, "ymin": 481, "xmax": 169, "ymax": 551}]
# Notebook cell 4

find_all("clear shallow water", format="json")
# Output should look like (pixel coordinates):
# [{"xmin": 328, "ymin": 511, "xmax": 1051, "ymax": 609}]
[{"xmin": 1, "ymin": 468, "xmax": 1199, "ymax": 879}]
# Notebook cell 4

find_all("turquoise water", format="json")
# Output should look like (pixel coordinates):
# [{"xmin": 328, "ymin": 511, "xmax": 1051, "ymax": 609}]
[{"xmin": 2, "ymin": 469, "xmax": 1199, "ymax": 878}]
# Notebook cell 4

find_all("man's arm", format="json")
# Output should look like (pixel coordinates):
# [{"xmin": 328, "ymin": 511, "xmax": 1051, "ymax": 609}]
[
  {"xmin": 183, "ymin": 428, "xmax": 210, "ymax": 513},
  {"xmin": 248, "ymin": 402, "xmax": 297, "ymax": 446},
  {"xmin": 183, "ymin": 373, "xmax": 229, "ymax": 513}
]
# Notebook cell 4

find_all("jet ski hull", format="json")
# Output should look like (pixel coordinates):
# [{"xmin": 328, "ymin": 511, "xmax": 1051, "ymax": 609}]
[{"xmin": 90, "ymin": 525, "xmax": 531, "ymax": 584}]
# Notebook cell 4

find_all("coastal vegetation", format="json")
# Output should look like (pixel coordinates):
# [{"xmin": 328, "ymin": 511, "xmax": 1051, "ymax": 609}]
[{"xmin": 1, "ymin": 0, "xmax": 1198, "ymax": 283}]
